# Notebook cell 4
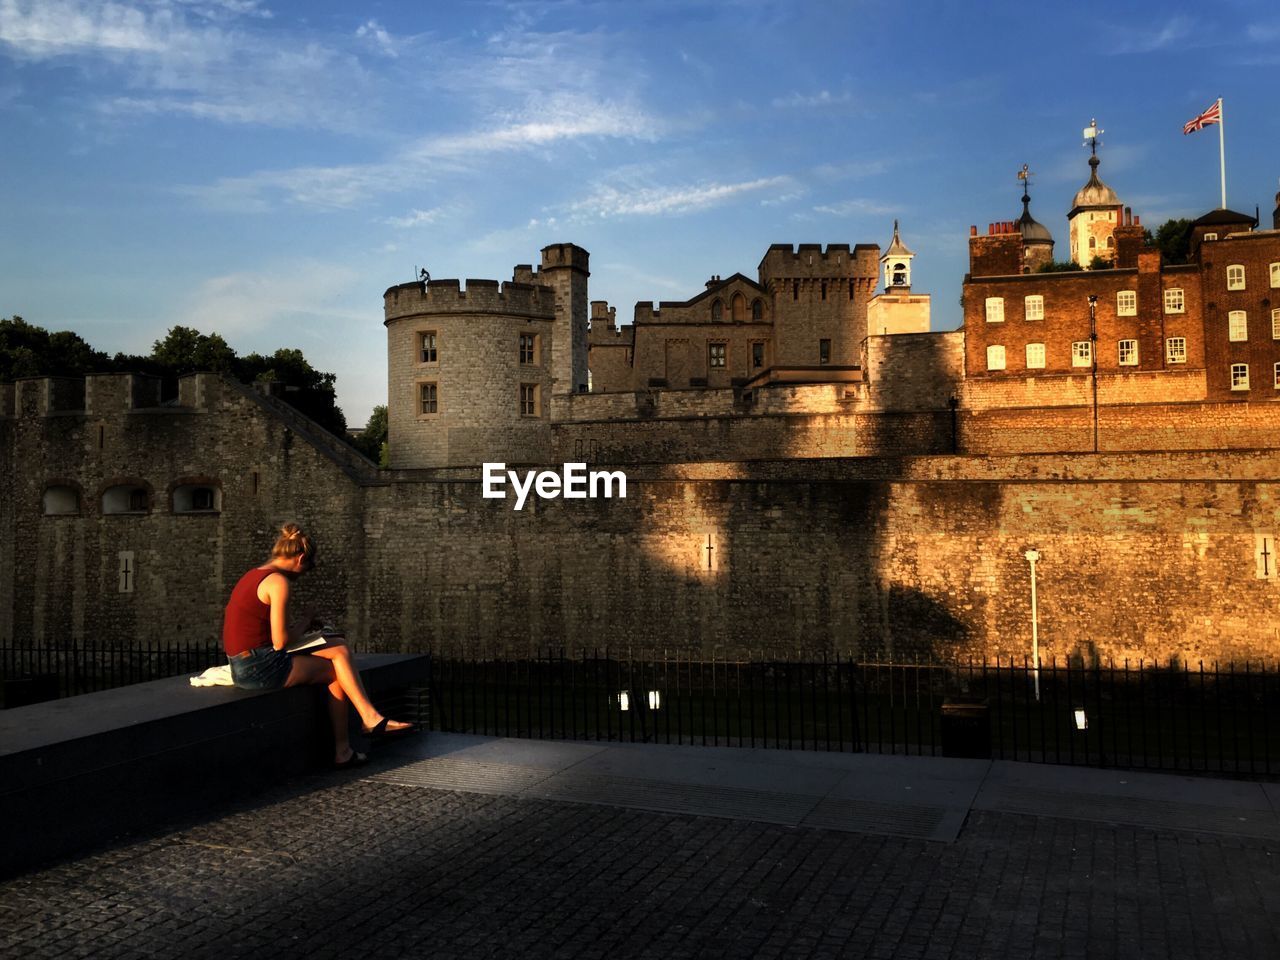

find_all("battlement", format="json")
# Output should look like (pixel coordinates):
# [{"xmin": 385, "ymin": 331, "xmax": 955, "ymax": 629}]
[
  {"xmin": 540, "ymin": 243, "xmax": 590, "ymax": 274},
  {"xmin": 758, "ymin": 243, "xmax": 879, "ymax": 281},
  {"xmin": 8, "ymin": 372, "xmax": 224, "ymax": 417},
  {"xmin": 588, "ymin": 301, "xmax": 625, "ymax": 342},
  {"xmin": 383, "ymin": 279, "xmax": 557, "ymax": 323},
  {"xmin": 968, "ymin": 226, "xmax": 1025, "ymax": 277}
]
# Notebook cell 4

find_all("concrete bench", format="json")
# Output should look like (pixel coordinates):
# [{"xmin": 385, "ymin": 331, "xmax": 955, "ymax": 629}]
[{"xmin": 0, "ymin": 653, "xmax": 430, "ymax": 877}]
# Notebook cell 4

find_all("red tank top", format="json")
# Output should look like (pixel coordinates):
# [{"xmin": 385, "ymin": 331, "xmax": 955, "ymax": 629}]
[{"xmin": 222, "ymin": 567, "xmax": 278, "ymax": 656}]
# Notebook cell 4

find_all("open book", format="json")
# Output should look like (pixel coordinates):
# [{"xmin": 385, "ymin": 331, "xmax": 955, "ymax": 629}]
[{"xmin": 285, "ymin": 624, "xmax": 346, "ymax": 653}]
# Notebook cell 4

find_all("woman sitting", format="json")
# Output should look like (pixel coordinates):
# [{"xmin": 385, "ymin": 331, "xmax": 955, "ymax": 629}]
[{"xmin": 222, "ymin": 523, "xmax": 414, "ymax": 768}]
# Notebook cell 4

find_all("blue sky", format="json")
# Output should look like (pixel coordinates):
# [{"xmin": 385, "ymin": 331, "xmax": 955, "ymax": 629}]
[{"xmin": 2, "ymin": 0, "xmax": 1278, "ymax": 424}]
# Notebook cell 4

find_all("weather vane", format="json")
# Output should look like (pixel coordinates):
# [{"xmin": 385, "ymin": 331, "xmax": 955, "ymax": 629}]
[
  {"xmin": 1017, "ymin": 163, "xmax": 1034, "ymax": 197},
  {"xmin": 1082, "ymin": 118, "xmax": 1103, "ymax": 157}
]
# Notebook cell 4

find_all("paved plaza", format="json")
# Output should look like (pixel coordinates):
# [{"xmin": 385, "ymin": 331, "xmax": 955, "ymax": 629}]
[{"xmin": 3, "ymin": 734, "xmax": 1280, "ymax": 959}]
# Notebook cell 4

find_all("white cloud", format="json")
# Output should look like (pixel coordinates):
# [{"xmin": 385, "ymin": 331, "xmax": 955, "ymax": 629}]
[
  {"xmin": 187, "ymin": 93, "xmax": 662, "ymax": 210},
  {"xmin": 571, "ymin": 176, "xmax": 789, "ymax": 219},
  {"xmin": 812, "ymin": 198, "xmax": 900, "ymax": 217},
  {"xmin": 0, "ymin": 0, "xmax": 373, "ymax": 132},
  {"xmin": 381, "ymin": 208, "xmax": 443, "ymax": 228},
  {"xmin": 771, "ymin": 89, "xmax": 852, "ymax": 109},
  {"xmin": 355, "ymin": 18, "xmax": 395, "ymax": 57},
  {"xmin": 1106, "ymin": 15, "xmax": 1195, "ymax": 54},
  {"xmin": 177, "ymin": 259, "xmax": 363, "ymax": 337}
]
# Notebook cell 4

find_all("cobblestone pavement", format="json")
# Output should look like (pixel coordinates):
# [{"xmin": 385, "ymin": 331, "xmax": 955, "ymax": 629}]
[{"xmin": 3, "ymin": 766, "xmax": 1280, "ymax": 960}]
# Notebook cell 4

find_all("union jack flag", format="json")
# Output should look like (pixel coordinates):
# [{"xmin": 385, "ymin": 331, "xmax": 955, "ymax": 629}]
[{"xmin": 1183, "ymin": 99, "xmax": 1221, "ymax": 135}]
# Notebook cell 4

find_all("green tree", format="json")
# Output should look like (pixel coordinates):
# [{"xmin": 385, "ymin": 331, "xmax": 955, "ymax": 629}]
[
  {"xmin": 354, "ymin": 404, "xmax": 388, "ymax": 466},
  {"xmin": 1146, "ymin": 218, "xmax": 1192, "ymax": 265},
  {"xmin": 0, "ymin": 316, "xmax": 109, "ymax": 380},
  {"xmin": 237, "ymin": 347, "xmax": 346, "ymax": 436},
  {"xmin": 1036, "ymin": 260, "xmax": 1083, "ymax": 273},
  {"xmin": 1088, "ymin": 255, "xmax": 1111, "ymax": 271},
  {"xmin": 151, "ymin": 325, "xmax": 237, "ymax": 374}
]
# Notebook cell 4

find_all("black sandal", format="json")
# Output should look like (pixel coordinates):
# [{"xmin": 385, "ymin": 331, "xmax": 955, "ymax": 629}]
[
  {"xmin": 363, "ymin": 718, "xmax": 416, "ymax": 739},
  {"xmin": 334, "ymin": 750, "xmax": 369, "ymax": 770}
]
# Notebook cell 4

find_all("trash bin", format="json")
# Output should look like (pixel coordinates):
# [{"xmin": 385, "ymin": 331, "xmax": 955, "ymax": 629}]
[
  {"xmin": 940, "ymin": 697, "xmax": 990, "ymax": 759},
  {"xmin": 3, "ymin": 672, "xmax": 60, "ymax": 708}
]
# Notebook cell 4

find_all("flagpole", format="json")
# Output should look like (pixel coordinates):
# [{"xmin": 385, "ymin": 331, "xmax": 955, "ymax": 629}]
[{"xmin": 1218, "ymin": 97, "xmax": 1226, "ymax": 209}]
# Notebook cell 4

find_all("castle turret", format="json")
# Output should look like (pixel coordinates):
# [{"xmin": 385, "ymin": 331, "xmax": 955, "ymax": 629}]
[
  {"xmin": 383, "ymin": 278, "xmax": 555, "ymax": 469},
  {"xmin": 1015, "ymin": 165, "xmax": 1054, "ymax": 273},
  {"xmin": 867, "ymin": 223, "xmax": 930, "ymax": 335},
  {"xmin": 1067, "ymin": 119, "xmax": 1122, "ymax": 270},
  {"xmin": 537, "ymin": 244, "xmax": 590, "ymax": 395}
]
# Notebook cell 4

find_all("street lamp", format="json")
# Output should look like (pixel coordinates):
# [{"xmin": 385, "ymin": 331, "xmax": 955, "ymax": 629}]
[{"xmin": 1025, "ymin": 549, "xmax": 1041, "ymax": 701}]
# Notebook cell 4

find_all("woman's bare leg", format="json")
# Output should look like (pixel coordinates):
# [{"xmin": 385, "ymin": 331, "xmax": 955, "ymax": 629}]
[
  {"xmin": 286, "ymin": 655, "xmax": 356, "ymax": 762},
  {"xmin": 307, "ymin": 644, "xmax": 384, "ymax": 729}
]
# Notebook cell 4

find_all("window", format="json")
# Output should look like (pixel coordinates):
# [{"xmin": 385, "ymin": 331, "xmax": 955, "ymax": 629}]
[
  {"xmin": 173, "ymin": 484, "xmax": 220, "ymax": 514},
  {"xmin": 1025, "ymin": 343, "xmax": 1045, "ymax": 369},
  {"xmin": 419, "ymin": 331, "xmax": 438, "ymax": 363},
  {"xmin": 102, "ymin": 485, "xmax": 150, "ymax": 515},
  {"xmin": 1024, "ymin": 295, "xmax": 1044, "ymax": 321},
  {"xmin": 711, "ymin": 300, "xmax": 722, "ymax": 321},
  {"xmin": 1072, "ymin": 341, "xmax": 1093, "ymax": 367},
  {"xmin": 1274, "ymin": 362, "xmax": 1280, "ymax": 389},
  {"xmin": 1273, "ymin": 308, "xmax": 1280, "ymax": 340},
  {"xmin": 520, "ymin": 383, "xmax": 539, "ymax": 416},
  {"xmin": 792, "ymin": 282, "xmax": 799, "ymax": 301},
  {"xmin": 708, "ymin": 343, "xmax": 726, "ymax": 368},
  {"xmin": 1164, "ymin": 288, "xmax": 1185, "ymax": 314},
  {"xmin": 1231, "ymin": 363, "xmax": 1250, "ymax": 391},
  {"xmin": 1271, "ymin": 263, "xmax": 1280, "ymax": 288},
  {"xmin": 1229, "ymin": 310, "xmax": 1248, "ymax": 342},
  {"xmin": 752, "ymin": 299, "xmax": 763, "ymax": 320},
  {"xmin": 1117, "ymin": 290, "xmax": 1137, "ymax": 316},
  {"xmin": 985, "ymin": 297, "xmax": 1004, "ymax": 323},
  {"xmin": 1227, "ymin": 265, "xmax": 1246, "ymax": 291},
  {"xmin": 1203, "ymin": 232, "xmax": 1218, "ymax": 242},
  {"xmin": 848, "ymin": 280, "xmax": 855, "ymax": 300},
  {"xmin": 1166, "ymin": 338, "xmax": 1187, "ymax": 364},
  {"xmin": 986, "ymin": 345, "xmax": 1006, "ymax": 371},
  {"xmin": 751, "ymin": 342, "xmax": 764, "ymax": 368},
  {"xmin": 1089, "ymin": 237, "xmax": 1097, "ymax": 250},
  {"xmin": 1118, "ymin": 340, "xmax": 1138, "ymax": 366},
  {"xmin": 821, "ymin": 281, "xmax": 828, "ymax": 301},
  {"xmin": 419, "ymin": 382, "xmax": 438, "ymax": 415},
  {"xmin": 519, "ymin": 332, "xmax": 537, "ymax": 364},
  {"xmin": 819, "ymin": 339, "xmax": 831, "ymax": 364},
  {"xmin": 42, "ymin": 485, "xmax": 79, "ymax": 516}
]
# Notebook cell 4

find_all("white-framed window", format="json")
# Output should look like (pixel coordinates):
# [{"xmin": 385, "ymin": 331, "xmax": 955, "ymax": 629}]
[
  {"xmin": 1231, "ymin": 363, "xmax": 1250, "ymax": 391},
  {"xmin": 1273, "ymin": 362, "xmax": 1280, "ymax": 389},
  {"xmin": 1227, "ymin": 265, "xmax": 1246, "ymax": 291},
  {"xmin": 419, "ymin": 382, "xmax": 438, "ymax": 415},
  {"xmin": 985, "ymin": 297, "xmax": 1004, "ymax": 323},
  {"xmin": 1166, "ymin": 338, "xmax": 1187, "ymax": 364},
  {"xmin": 1116, "ymin": 290, "xmax": 1137, "ymax": 316},
  {"xmin": 708, "ymin": 342, "xmax": 726, "ymax": 368},
  {"xmin": 1025, "ymin": 343, "xmax": 1046, "ymax": 369},
  {"xmin": 1164, "ymin": 288, "xmax": 1185, "ymax": 314},
  {"xmin": 1203, "ymin": 232, "xmax": 1218, "ymax": 242},
  {"xmin": 1024, "ymin": 295, "xmax": 1044, "ymax": 321},
  {"xmin": 1118, "ymin": 340, "xmax": 1138, "ymax": 366},
  {"xmin": 419, "ymin": 331, "xmax": 438, "ymax": 364},
  {"xmin": 519, "ymin": 383, "xmax": 540, "ymax": 417},
  {"xmin": 1271, "ymin": 262, "xmax": 1280, "ymax": 288},
  {"xmin": 1272, "ymin": 308, "xmax": 1280, "ymax": 340},
  {"xmin": 986, "ymin": 345, "xmax": 1006, "ymax": 371},
  {"xmin": 1229, "ymin": 310, "xmax": 1248, "ymax": 342},
  {"xmin": 1072, "ymin": 341, "xmax": 1093, "ymax": 367}
]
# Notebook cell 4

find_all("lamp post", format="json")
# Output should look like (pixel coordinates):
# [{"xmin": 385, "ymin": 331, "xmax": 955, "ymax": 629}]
[
  {"xmin": 1088, "ymin": 295, "xmax": 1099, "ymax": 453},
  {"xmin": 1025, "ymin": 548, "xmax": 1041, "ymax": 701}
]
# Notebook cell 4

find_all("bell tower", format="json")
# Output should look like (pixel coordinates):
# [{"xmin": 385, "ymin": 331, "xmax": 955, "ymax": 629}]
[{"xmin": 880, "ymin": 220, "xmax": 914, "ymax": 292}]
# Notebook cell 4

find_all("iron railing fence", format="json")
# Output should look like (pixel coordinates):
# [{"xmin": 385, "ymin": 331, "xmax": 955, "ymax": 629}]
[
  {"xmin": 0, "ymin": 638, "xmax": 225, "ymax": 706},
  {"xmin": 429, "ymin": 651, "xmax": 1280, "ymax": 778},
  {"xmin": 7, "ymin": 642, "xmax": 1280, "ymax": 778}
]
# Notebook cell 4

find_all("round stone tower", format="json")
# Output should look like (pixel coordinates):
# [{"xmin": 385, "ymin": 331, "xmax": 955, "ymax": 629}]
[{"xmin": 383, "ymin": 278, "xmax": 555, "ymax": 469}]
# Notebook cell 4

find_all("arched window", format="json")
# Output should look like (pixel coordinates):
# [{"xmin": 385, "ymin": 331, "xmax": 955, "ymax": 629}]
[
  {"xmin": 1227, "ymin": 265, "xmax": 1246, "ymax": 291},
  {"xmin": 751, "ymin": 299, "xmax": 763, "ymax": 321},
  {"xmin": 1088, "ymin": 237, "xmax": 1097, "ymax": 250},
  {"xmin": 731, "ymin": 293, "xmax": 746, "ymax": 322},
  {"xmin": 173, "ymin": 483, "xmax": 221, "ymax": 514},
  {"xmin": 711, "ymin": 299, "xmax": 722, "ymax": 321},
  {"xmin": 102, "ymin": 483, "xmax": 151, "ymax": 515},
  {"xmin": 42, "ymin": 484, "xmax": 80, "ymax": 516}
]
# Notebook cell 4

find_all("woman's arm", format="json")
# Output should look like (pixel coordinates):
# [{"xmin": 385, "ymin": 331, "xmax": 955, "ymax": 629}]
[{"xmin": 261, "ymin": 572, "xmax": 292, "ymax": 651}]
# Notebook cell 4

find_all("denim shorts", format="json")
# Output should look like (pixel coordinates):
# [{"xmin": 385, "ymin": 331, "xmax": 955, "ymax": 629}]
[{"xmin": 228, "ymin": 646, "xmax": 294, "ymax": 691}]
